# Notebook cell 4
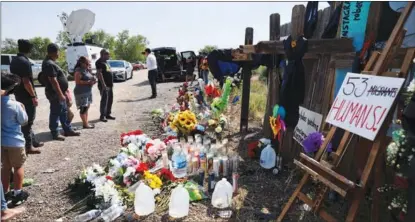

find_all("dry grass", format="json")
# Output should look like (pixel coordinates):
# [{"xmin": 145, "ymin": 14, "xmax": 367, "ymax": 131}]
[{"xmin": 248, "ymin": 66, "xmax": 268, "ymax": 122}]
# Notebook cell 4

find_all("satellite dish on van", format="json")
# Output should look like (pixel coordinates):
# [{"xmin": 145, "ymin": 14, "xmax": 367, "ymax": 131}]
[{"xmin": 58, "ymin": 9, "xmax": 95, "ymax": 44}]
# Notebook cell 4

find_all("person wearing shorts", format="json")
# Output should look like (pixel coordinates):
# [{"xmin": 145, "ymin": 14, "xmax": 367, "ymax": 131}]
[{"xmin": 1, "ymin": 71, "xmax": 30, "ymax": 206}]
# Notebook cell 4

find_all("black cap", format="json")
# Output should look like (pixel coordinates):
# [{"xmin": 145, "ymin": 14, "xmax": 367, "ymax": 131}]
[
  {"xmin": 47, "ymin": 43, "xmax": 59, "ymax": 54},
  {"xmin": 142, "ymin": 48, "xmax": 151, "ymax": 54}
]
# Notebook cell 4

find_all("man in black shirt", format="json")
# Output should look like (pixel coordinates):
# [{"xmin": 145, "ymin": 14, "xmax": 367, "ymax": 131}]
[
  {"xmin": 42, "ymin": 43, "xmax": 80, "ymax": 140},
  {"xmin": 96, "ymin": 49, "xmax": 115, "ymax": 122},
  {"xmin": 10, "ymin": 39, "xmax": 42, "ymax": 154}
]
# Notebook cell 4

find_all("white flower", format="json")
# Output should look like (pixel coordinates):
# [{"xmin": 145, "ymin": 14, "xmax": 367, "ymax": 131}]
[{"xmin": 407, "ymin": 79, "xmax": 415, "ymax": 92}]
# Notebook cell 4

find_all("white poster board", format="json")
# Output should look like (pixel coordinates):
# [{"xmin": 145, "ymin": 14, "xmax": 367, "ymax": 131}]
[
  {"xmin": 325, "ymin": 73, "xmax": 405, "ymax": 141},
  {"xmin": 293, "ymin": 106, "xmax": 323, "ymax": 144}
]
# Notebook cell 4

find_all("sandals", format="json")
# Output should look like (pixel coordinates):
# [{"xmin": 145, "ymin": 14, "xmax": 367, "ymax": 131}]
[{"xmin": 83, "ymin": 124, "xmax": 95, "ymax": 129}]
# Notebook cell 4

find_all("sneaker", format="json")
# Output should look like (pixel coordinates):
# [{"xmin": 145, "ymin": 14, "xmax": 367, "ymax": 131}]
[
  {"xmin": 106, "ymin": 115, "xmax": 116, "ymax": 120},
  {"xmin": 100, "ymin": 116, "xmax": 108, "ymax": 122},
  {"xmin": 11, "ymin": 190, "xmax": 29, "ymax": 206},
  {"xmin": 52, "ymin": 135, "xmax": 65, "ymax": 141},
  {"xmin": 5, "ymin": 192, "xmax": 13, "ymax": 202},
  {"xmin": 64, "ymin": 131, "xmax": 81, "ymax": 137}
]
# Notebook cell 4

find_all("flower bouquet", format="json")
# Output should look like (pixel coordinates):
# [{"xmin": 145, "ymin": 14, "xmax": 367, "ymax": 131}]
[{"xmin": 170, "ymin": 110, "xmax": 198, "ymax": 138}]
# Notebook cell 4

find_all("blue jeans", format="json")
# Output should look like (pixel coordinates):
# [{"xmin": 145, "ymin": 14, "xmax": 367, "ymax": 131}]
[
  {"xmin": 49, "ymin": 99, "xmax": 73, "ymax": 136},
  {"xmin": 202, "ymin": 70, "xmax": 209, "ymax": 85},
  {"xmin": 1, "ymin": 181, "xmax": 7, "ymax": 211}
]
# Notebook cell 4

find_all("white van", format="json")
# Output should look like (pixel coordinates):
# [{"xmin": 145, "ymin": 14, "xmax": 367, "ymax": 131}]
[
  {"xmin": 1, "ymin": 54, "xmax": 42, "ymax": 81},
  {"xmin": 65, "ymin": 43, "xmax": 103, "ymax": 75}
]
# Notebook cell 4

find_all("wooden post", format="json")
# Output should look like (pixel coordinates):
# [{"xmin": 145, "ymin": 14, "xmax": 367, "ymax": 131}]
[
  {"xmin": 240, "ymin": 27, "xmax": 254, "ymax": 132},
  {"xmin": 263, "ymin": 13, "xmax": 280, "ymax": 139}
]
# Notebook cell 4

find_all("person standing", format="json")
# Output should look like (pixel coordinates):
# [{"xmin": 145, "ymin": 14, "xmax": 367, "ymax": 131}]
[
  {"xmin": 42, "ymin": 43, "xmax": 80, "ymax": 141},
  {"xmin": 9, "ymin": 39, "xmax": 42, "ymax": 154},
  {"xmin": 185, "ymin": 58, "xmax": 195, "ymax": 85},
  {"xmin": 96, "ymin": 49, "xmax": 115, "ymax": 122},
  {"xmin": 200, "ymin": 56, "xmax": 209, "ymax": 85},
  {"xmin": 143, "ymin": 48, "xmax": 158, "ymax": 99},
  {"xmin": 1, "ymin": 72, "xmax": 30, "ymax": 206},
  {"xmin": 73, "ymin": 56, "xmax": 96, "ymax": 128}
]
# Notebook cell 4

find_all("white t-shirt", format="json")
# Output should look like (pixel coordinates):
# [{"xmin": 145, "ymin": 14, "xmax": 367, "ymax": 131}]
[{"xmin": 146, "ymin": 53, "xmax": 158, "ymax": 71}]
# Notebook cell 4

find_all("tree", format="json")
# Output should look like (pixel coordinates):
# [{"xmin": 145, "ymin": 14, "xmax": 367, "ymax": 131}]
[
  {"xmin": 29, "ymin": 37, "xmax": 52, "ymax": 60},
  {"xmin": 56, "ymin": 31, "xmax": 71, "ymax": 47},
  {"xmin": 1, "ymin": 38, "xmax": 18, "ymax": 54},
  {"xmin": 114, "ymin": 30, "xmax": 148, "ymax": 62},
  {"xmin": 199, "ymin": 45, "xmax": 218, "ymax": 55}
]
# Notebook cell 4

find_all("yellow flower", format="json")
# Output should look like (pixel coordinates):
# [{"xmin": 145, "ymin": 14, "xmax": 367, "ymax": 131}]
[{"xmin": 144, "ymin": 171, "xmax": 163, "ymax": 189}]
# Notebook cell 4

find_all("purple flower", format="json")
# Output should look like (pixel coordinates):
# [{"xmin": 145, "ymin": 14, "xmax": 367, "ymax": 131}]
[{"xmin": 302, "ymin": 132, "xmax": 324, "ymax": 154}]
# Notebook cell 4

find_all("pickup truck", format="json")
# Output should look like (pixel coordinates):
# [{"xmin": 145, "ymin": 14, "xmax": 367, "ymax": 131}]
[{"xmin": 1, "ymin": 54, "xmax": 42, "ymax": 84}]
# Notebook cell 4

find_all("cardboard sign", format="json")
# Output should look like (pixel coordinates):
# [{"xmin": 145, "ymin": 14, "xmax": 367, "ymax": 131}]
[
  {"xmin": 326, "ymin": 73, "xmax": 405, "ymax": 141},
  {"xmin": 293, "ymin": 106, "xmax": 323, "ymax": 144}
]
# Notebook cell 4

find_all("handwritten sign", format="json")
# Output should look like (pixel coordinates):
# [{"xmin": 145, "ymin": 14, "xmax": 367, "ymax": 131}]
[
  {"xmin": 326, "ymin": 73, "xmax": 405, "ymax": 141},
  {"xmin": 340, "ymin": 1, "xmax": 371, "ymax": 50},
  {"xmin": 293, "ymin": 107, "xmax": 323, "ymax": 144}
]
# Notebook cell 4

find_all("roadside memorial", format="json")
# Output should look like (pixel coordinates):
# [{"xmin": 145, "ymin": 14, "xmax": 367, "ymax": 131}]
[{"xmin": 278, "ymin": 2, "xmax": 415, "ymax": 221}]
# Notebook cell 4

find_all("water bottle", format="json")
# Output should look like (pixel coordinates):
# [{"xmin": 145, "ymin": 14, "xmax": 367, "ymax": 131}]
[
  {"xmin": 171, "ymin": 147, "xmax": 187, "ymax": 178},
  {"xmin": 100, "ymin": 205, "xmax": 124, "ymax": 222},
  {"xmin": 211, "ymin": 178, "xmax": 233, "ymax": 209},
  {"xmin": 169, "ymin": 184, "xmax": 190, "ymax": 218},
  {"xmin": 74, "ymin": 209, "xmax": 101, "ymax": 222},
  {"xmin": 134, "ymin": 183, "xmax": 155, "ymax": 216}
]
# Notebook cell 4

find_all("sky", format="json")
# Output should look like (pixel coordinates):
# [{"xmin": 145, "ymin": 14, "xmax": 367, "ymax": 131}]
[{"xmin": 1, "ymin": 1, "xmax": 329, "ymax": 53}]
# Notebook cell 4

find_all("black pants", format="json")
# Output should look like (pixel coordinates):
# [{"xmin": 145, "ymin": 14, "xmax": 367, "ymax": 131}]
[
  {"xmin": 100, "ymin": 87, "xmax": 113, "ymax": 118},
  {"xmin": 148, "ymin": 69, "xmax": 157, "ymax": 96},
  {"xmin": 15, "ymin": 97, "xmax": 37, "ymax": 149}
]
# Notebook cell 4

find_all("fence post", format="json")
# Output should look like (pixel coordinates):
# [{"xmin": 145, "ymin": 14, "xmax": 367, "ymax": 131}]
[
  {"xmin": 263, "ymin": 13, "xmax": 280, "ymax": 139},
  {"xmin": 240, "ymin": 27, "xmax": 254, "ymax": 132}
]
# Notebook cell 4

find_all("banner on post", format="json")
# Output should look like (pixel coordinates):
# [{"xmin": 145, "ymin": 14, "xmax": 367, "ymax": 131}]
[
  {"xmin": 326, "ymin": 73, "xmax": 405, "ymax": 141},
  {"xmin": 293, "ymin": 106, "xmax": 323, "ymax": 144}
]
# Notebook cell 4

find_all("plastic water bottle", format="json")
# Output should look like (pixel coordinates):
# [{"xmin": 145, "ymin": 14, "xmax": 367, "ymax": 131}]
[
  {"xmin": 169, "ymin": 184, "xmax": 190, "ymax": 218},
  {"xmin": 100, "ymin": 205, "xmax": 124, "ymax": 222},
  {"xmin": 73, "ymin": 209, "xmax": 101, "ymax": 222},
  {"xmin": 134, "ymin": 183, "xmax": 155, "ymax": 216},
  {"xmin": 171, "ymin": 147, "xmax": 187, "ymax": 178},
  {"xmin": 211, "ymin": 178, "xmax": 233, "ymax": 209}
]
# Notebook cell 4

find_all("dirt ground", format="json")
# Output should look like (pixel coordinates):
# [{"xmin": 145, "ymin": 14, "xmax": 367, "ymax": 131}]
[{"xmin": 15, "ymin": 70, "xmax": 386, "ymax": 222}]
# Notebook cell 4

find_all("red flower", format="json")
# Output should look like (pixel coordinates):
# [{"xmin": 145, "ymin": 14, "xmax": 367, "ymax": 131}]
[
  {"xmin": 248, "ymin": 141, "xmax": 259, "ymax": 159},
  {"xmin": 136, "ymin": 163, "xmax": 149, "ymax": 173},
  {"xmin": 394, "ymin": 175, "xmax": 409, "ymax": 189},
  {"xmin": 105, "ymin": 175, "xmax": 113, "ymax": 180},
  {"xmin": 159, "ymin": 168, "xmax": 176, "ymax": 181},
  {"xmin": 164, "ymin": 136, "xmax": 177, "ymax": 144},
  {"xmin": 145, "ymin": 142, "xmax": 153, "ymax": 153}
]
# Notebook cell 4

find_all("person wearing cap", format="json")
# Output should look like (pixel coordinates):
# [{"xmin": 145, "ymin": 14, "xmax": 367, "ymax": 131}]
[
  {"xmin": 96, "ymin": 49, "xmax": 116, "ymax": 122},
  {"xmin": 42, "ymin": 43, "xmax": 80, "ymax": 141},
  {"xmin": 1, "ymin": 71, "xmax": 31, "ymax": 206},
  {"xmin": 9, "ymin": 39, "xmax": 42, "ymax": 154},
  {"xmin": 143, "ymin": 48, "xmax": 158, "ymax": 99}
]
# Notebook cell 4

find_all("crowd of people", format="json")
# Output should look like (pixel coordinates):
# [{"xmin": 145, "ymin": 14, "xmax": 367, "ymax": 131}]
[
  {"xmin": 0, "ymin": 39, "xmax": 209, "ymax": 220},
  {"xmin": 0, "ymin": 40, "xmax": 124, "ymax": 220}
]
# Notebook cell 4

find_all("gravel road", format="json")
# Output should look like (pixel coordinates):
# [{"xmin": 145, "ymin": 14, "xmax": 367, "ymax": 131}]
[{"xmin": 17, "ymin": 70, "xmax": 182, "ymax": 221}]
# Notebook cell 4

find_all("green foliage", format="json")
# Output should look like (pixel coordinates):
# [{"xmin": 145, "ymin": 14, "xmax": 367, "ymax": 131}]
[
  {"xmin": 1, "ymin": 38, "xmax": 18, "ymax": 54},
  {"xmin": 28, "ymin": 37, "xmax": 52, "ymax": 60},
  {"xmin": 199, "ymin": 45, "xmax": 218, "ymax": 55},
  {"xmin": 56, "ymin": 31, "xmax": 71, "ymax": 47},
  {"xmin": 113, "ymin": 30, "xmax": 148, "ymax": 62},
  {"xmin": 253, "ymin": 66, "xmax": 268, "ymax": 82}
]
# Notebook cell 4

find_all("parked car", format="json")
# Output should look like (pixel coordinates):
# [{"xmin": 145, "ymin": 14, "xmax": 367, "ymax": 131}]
[
  {"xmin": 108, "ymin": 60, "xmax": 133, "ymax": 81},
  {"xmin": 152, "ymin": 47, "xmax": 196, "ymax": 82},
  {"xmin": 133, "ymin": 61, "xmax": 146, "ymax": 70},
  {"xmin": 1, "ymin": 54, "xmax": 42, "ymax": 84}
]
